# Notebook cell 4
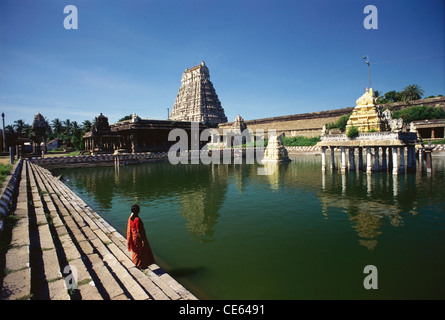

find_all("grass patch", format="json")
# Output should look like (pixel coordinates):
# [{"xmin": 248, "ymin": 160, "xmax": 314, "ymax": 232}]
[
  {"xmin": 430, "ymin": 139, "xmax": 445, "ymax": 145},
  {"xmin": 281, "ymin": 136, "xmax": 321, "ymax": 146},
  {"xmin": 0, "ymin": 163, "xmax": 12, "ymax": 188},
  {"xmin": 46, "ymin": 150, "xmax": 81, "ymax": 157}
]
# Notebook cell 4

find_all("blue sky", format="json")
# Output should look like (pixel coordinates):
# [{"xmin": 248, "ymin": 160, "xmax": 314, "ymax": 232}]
[{"xmin": 0, "ymin": 0, "xmax": 444, "ymax": 127}]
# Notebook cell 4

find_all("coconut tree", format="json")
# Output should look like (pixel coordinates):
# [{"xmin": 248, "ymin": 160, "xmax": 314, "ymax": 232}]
[
  {"xmin": 13, "ymin": 119, "xmax": 31, "ymax": 136},
  {"xmin": 82, "ymin": 120, "xmax": 92, "ymax": 132},
  {"xmin": 373, "ymin": 90, "xmax": 383, "ymax": 104},
  {"xmin": 401, "ymin": 84, "xmax": 424, "ymax": 102},
  {"xmin": 52, "ymin": 118, "xmax": 63, "ymax": 136},
  {"xmin": 63, "ymin": 119, "xmax": 72, "ymax": 136}
]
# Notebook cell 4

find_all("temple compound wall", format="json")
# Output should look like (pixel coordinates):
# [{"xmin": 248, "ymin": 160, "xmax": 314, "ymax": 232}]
[
  {"xmin": 219, "ymin": 96, "xmax": 445, "ymax": 139},
  {"xmin": 219, "ymin": 108, "xmax": 354, "ymax": 137}
]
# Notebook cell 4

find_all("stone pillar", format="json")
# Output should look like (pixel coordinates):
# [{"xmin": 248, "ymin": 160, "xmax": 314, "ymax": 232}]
[
  {"xmin": 407, "ymin": 145, "xmax": 416, "ymax": 172},
  {"xmin": 425, "ymin": 147, "xmax": 433, "ymax": 173},
  {"xmin": 399, "ymin": 146, "xmax": 405, "ymax": 173},
  {"xmin": 366, "ymin": 147, "xmax": 372, "ymax": 173},
  {"xmin": 392, "ymin": 147, "xmax": 399, "ymax": 175},
  {"xmin": 387, "ymin": 147, "xmax": 393, "ymax": 170},
  {"xmin": 321, "ymin": 147, "xmax": 326, "ymax": 171},
  {"xmin": 330, "ymin": 147, "xmax": 335, "ymax": 171},
  {"xmin": 373, "ymin": 147, "xmax": 380, "ymax": 172},
  {"xmin": 418, "ymin": 148, "xmax": 423, "ymax": 166},
  {"xmin": 349, "ymin": 147, "xmax": 355, "ymax": 171},
  {"xmin": 393, "ymin": 174, "xmax": 398, "ymax": 197},
  {"xmin": 381, "ymin": 147, "xmax": 387, "ymax": 172},
  {"xmin": 358, "ymin": 147, "xmax": 363, "ymax": 171},
  {"xmin": 341, "ymin": 171, "xmax": 346, "ymax": 195},
  {"xmin": 341, "ymin": 147, "xmax": 347, "ymax": 172},
  {"xmin": 367, "ymin": 171, "xmax": 372, "ymax": 196},
  {"xmin": 10, "ymin": 146, "xmax": 14, "ymax": 164}
]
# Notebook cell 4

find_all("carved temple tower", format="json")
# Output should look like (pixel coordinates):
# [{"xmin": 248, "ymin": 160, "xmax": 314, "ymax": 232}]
[
  {"xmin": 170, "ymin": 61, "xmax": 227, "ymax": 126},
  {"xmin": 346, "ymin": 88, "xmax": 389, "ymax": 133}
]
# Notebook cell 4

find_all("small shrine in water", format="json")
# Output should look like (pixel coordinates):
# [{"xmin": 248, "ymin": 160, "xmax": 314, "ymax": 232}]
[
  {"xmin": 262, "ymin": 133, "xmax": 290, "ymax": 163},
  {"xmin": 317, "ymin": 88, "xmax": 419, "ymax": 174}
]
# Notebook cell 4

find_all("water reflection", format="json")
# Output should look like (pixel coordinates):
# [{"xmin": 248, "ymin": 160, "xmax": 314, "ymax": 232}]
[
  {"xmin": 318, "ymin": 155, "xmax": 445, "ymax": 250},
  {"xmin": 57, "ymin": 154, "xmax": 445, "ymax": 299},
  {"xmin": 58, "ymin": 154, "xmax": 444, "ymax": 251},
  {"xmin": 59, "ymin": 163, "xmax": 229, "ymax": 242}
]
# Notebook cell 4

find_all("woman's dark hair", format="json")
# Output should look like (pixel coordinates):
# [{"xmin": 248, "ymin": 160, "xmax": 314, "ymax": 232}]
[{"xmin": 131, "ymin": 204, "xmax": 140, "ymax": 214}]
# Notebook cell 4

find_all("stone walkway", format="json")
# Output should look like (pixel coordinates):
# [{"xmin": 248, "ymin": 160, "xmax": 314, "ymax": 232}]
[{"xmin": 0, "ymin": 159, "xmax": 197, "ymax": 300}]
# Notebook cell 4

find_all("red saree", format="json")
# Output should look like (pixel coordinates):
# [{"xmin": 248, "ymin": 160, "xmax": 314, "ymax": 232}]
[{"xmin": 127, "ymin": 216, "xmax": 155, "ymax": 269}]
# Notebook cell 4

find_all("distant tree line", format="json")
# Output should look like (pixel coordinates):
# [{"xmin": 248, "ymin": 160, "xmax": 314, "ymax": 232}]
[
  {"xmin": 373, "ymin": 84, "xmax": 442, "ymax": 105},
  {"xmin": 4, "ymin": 118, "xmax": 93, "ymax": 151},
  {"xmin": 391, "ymin": 105, "xmax": 445, "ymax": 123}
]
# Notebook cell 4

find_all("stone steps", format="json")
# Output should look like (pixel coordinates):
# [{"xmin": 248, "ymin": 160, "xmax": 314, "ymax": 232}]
[
  {"xmin": 1, "ymin": 160, "xmax": 197, "ymax": 300},
  {"xmin": 28, "ymin": 161, "xmax": 196, "ymax": 300},
  {"xmin": 1, "ymin": 160, "xmax": 32, "ymax": 300}
]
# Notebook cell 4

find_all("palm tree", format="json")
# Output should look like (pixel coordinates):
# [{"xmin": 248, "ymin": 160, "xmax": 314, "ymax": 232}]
[
  {"xmin": 64, "ymin": 119, "xmax": 72, "ymax": 136},
  {"xmin": 13, "ymin": 119, "xmax": 26, "ymax": 134},
  {"xmin": 81, "ymin": 120, "xmax": 92, "ymax": 132},
  {"xmin": 373, "ymin": 90, "xmax": 382, "ymax": 104},
  {"xmin": 71, "ymin": 121, "xmax": 80, "ymax": 134},
  {"xmin": 13, "ymin": 119, "xmax": 31, "ymax": 136},
  {"xmin": 52, "ymin": 118, "xmax": 63, "ymax": 136},
  {"xmin": 401, "ymin": 84, "xmax": 424, "ymax": 102}
]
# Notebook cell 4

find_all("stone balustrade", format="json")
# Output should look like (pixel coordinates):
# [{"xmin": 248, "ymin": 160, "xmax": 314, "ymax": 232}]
[{"xmin": 0, "ymin": 160, "xmax": 24, "ymax": 241}]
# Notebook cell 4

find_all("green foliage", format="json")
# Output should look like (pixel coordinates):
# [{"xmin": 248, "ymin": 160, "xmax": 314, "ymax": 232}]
[
  {"xmin": 392, "ymin": 105, "xmax": 445, "ymax": 123},
  {"xmin": 118, "ymin": 115, "xmax": 132, "ymax": 122},
  {"xmin": 378, "ymin": 90, "xmax": 403, "ymax": 104},
  {"xmin": 281, "ymin": 136, "xmax": 321, "ymax": 146},
  {"xmin": 346, "ymin": 126, "xmax": 359, "ymax": 139},
  {"xmin": 400, "ymin": 84, "xmax": 424, "ymax": 102},
  {"xmin": 375, "ymin": 85, "xmax": 444, "ymax": 105},
  {"xmin": 430, "ymin": 138, "xmax": 445, "ymax": 145},
  {"xmin": 0, "ymin": 163, "xmax": 12, "ymax": 187},
  {"xmin": 243, "ymin": 139, "xmax": 268, "ymax": 148},
  {"xmin": 325, "ymin": 114, "xmax": 351, "ymax": 132}
]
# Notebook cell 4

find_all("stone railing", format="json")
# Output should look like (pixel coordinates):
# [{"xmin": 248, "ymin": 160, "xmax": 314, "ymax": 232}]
[
  {"xmin": 29, "ymin": 152, "xmax": 170, "ymax": 169},
  {"xmin": 320, "ymin": 132, "xmax": 418, "ymax": 143},
  {"xmin": 285, "ymin": 146, "xmax": 320, "ymax": 152},
  {"xmin": 0, "ymin": 159, "xmax": 23, "ymax": 240}
]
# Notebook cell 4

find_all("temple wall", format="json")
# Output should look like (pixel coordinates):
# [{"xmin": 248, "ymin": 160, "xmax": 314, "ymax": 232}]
[
  {"xmin": 219, "ymin": 108, "xmax": 353, "ymax": 137},
  {"xmin": 379, "ymin": 96, "xmax": 445, "ymax": 111},
  {"xmin": 219, "ymin": 96, "xmax": 445, "ymax": 138}
]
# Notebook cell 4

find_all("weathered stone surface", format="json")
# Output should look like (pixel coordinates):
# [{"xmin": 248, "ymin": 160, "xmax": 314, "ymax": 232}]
[
  {"xmin": 5, "ymin": 245, "xmax": 29, "ymax": 271},
  {"xmin": 262, "ymin": 134, "xmax": 290, "ymax": 162},
  {"xmin": 170, "ymin": 61, "xmax": 227, "ymax": 126},
  {"xmin": 0, "ymin": 268, "xmax": 31, "ymax": 300}
]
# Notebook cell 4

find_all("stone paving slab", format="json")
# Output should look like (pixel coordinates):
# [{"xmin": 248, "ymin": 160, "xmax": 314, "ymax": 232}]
[
  {"xmin": 22, "ymin": 161, "xmax": 198, "ymax": 300},
  {"xmin": 1, "ymin": 268, "xmax": 31, "ymax": 300},
  {"xmin": 5, "ymin": 245, "xmax": 29, "ymax": 272}
]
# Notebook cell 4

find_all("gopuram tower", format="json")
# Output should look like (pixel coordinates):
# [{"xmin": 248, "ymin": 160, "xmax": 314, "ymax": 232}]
[{"xmin": 170, "ymin": 61, "xmax": 228, "ymax": 126}]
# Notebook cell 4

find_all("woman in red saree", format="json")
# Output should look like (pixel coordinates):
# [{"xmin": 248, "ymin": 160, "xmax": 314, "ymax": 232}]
[{"xmin": 127, "ymin": 204, "xmax": 155, "ymax": 269}]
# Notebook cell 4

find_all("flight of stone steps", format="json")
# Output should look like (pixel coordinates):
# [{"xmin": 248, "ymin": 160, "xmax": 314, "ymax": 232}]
[{"xmin": 1, "ymin": 159, "xmax": 197, "ymax": 300}]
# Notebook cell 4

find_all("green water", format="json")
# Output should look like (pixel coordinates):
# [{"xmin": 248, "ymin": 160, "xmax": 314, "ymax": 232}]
[{"xmin": 56, "ymin": 154, "xmax": 445, "ymax": 299}]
